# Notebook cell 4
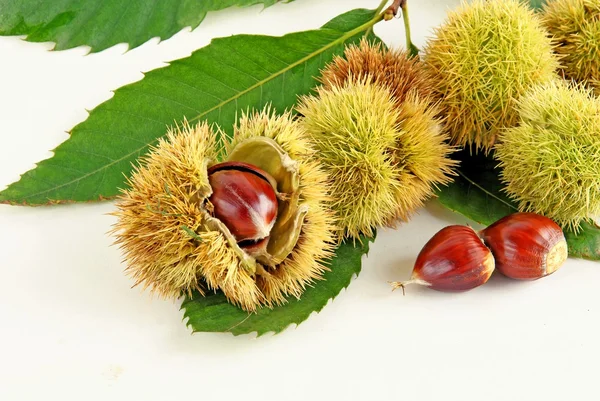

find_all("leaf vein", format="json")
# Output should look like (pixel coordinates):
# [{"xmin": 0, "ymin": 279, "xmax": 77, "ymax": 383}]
[
  {"xmin": 12, "ymin": 143, "xmax": 151, "ymax": 201},
  {"xmin": 208, "ymin": 54, "xmax": 262, "ymax": 83},
  {"xmin": 123, "ymin": 87, "xmax": 202, "ymax": 114},
  {"xmin": 75, "ymin": 129, "xmax": 150, "ymax": 146},
  {"xmin": 188, "ymin": 18, "xmax": 375, "ymax": 124},
  {"xmin": 94, "ymin": 108, "xmax": 167, "ymax": 125},
  {"xmin": 221, "ymin": 42, "xmax": 275, "ymax": 75},
  {"xmin": 158, "ymin": 75, "xmax": 225, "ymax": 103},
  {"xmin": 175, "ymin": 60, "xmax": 242, "ymax": 94}
]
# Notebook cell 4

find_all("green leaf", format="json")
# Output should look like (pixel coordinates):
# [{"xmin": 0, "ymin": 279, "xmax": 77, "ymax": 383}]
[
  {"xmin": 437, "ymin": 150, "xmax": 600, "ymax": 261},
  {"xmin": 0, "ymin": 0, "xmax": 295, "ymax": 53},
  {"xmin": 528, "ymin": 0, "xmax": 547, "ymax": 10},
  {"xmin": 181, "ymin": 238, "xmax": 372, "ymax": 336},
  {"xmin": 0, "ymin": 8, "xmax": 381, "ymax": 206},
  {"xmin": 437, "ymin": 151, "xmax": 517, "ymax": 227},
  {"xmin": 564, "ymin": 223, "xmax": 600, "ymax": 261}
]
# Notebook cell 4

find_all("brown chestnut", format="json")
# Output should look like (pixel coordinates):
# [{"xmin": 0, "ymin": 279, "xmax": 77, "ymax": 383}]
[
  {"xmin": 479, "ymin": 212, "xmax": 568, "ymax": 280},
  {"xmin": 207, "ymin": 162, "xmax": 278, "ymax": 253},
  {"xmin": 392, "ymin": 225, "xmax": 495, "ymax": 293}
]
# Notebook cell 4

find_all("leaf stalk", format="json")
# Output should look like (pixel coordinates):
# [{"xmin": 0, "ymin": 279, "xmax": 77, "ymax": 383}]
[
  {"xmin": 383, "ymin": 0, "xmax": 418, "ymax": 57},
  {"xmin": 374, "ymin": 0, "xmax": 390, "ymax": 16},
  {"xmin": 188, "ymin": 9, "xmax": 386, "ymax": 126}
]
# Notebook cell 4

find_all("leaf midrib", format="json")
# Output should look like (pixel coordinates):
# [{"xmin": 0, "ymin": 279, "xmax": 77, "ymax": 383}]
[
  {"xmin": 12, "ymin": 13, "xmax": 381, "ymax": 203},
  {"xmin": 457, "ymin": 171, "xmax": 518, "ymax": 211}
]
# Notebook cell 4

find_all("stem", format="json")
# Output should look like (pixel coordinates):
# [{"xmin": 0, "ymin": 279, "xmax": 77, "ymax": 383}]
[
  {"xmin": 401, "ymin": 1, "xmax": 418, "ymax": 57},
  {"xmin": 385, "ymin": 0, "xmax": 406, "ymax": 21},
  {"xmin": 390, "ymin": 278, "xmax": 431, "ymax": 295},
  {"xmin": 368, "ymin": 0, "xmax": 390, "ymax": 36},
  {"xmin": 382, "ymin": 0, "xmax": 418, "ymax": 56},
  {"xmin": 374, "ymin": 0, "xmax": 390, "ymax": 16},
  {"xmin": 188, "ymin": 10, "xmax": 385, "ymax": 125}
]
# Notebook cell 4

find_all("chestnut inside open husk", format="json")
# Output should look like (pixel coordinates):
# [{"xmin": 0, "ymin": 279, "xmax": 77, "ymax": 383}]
[
  {"xmin": 207, "ymin": 161, "xmax": 279, "ymax": 257},
  {"xmin": 113, "ymin": 110, "xmax": 336, "ymax": 311}
]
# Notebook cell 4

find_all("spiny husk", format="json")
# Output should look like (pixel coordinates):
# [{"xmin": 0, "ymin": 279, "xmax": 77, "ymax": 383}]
[
  {"xmin": 423, "ymin": 0, "xmax": 558, "ymax": 153},
  {"xmin": 542, "ymin": 0, "xmax": 600, "ymax": 94},
  {"xmin": 297, "ymin": 79, "xmax": 457, "ymax": 239},
  {"xmin": 319, "ymin": 38, "xmax": 435, "ymax": 106},
  {"xmin": 112, "ymin": 122, "xmax": 220, "ymax": 300},
  {"xmin": 112, "ymin": 110, "xmax": 336, "ymax": 311},
  {"xmin": 224, "ymin": 108, "xmax": 336, "ymax": 305},
  {"xmin": 496, "ymin": 81, "xmax": 600, "ymax": 232}
]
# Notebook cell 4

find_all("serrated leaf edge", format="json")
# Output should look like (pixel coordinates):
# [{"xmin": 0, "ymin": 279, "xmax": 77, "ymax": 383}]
[
  {"xmin": 180, "ymin": 238, "xmax": 373, "ymax": 337},
  {"xmin": 0, "ymin": 9, "xmax": 383, "ymax": 206},
  {"xmin": 10, "ymin": 0, "xmax": 297, "ymax": 53}
]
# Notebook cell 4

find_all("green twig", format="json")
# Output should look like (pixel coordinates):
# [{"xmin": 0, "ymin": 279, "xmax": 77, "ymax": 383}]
[
  {"xmin": 367, "ymin": 0, "xmax": 391, "ymax": 36},
  {"xmin": 374, "ymin": 0, "xmax": 390, "ymax": 15},
  {"xmin": 400, "ymin": 1, "xmax": 419, "ymax": 57},
  {"xmin": 382, "ymin": 1, "xmax": 419, "ymax": 56}
]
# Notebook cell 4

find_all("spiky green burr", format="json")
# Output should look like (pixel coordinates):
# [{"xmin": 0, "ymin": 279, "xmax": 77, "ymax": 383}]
[
  {"xmin": 297, "ymin": 79, "xmax": 456, "ymax": 240},
  {"xmin": 112, "ymin": 109, "xmax": 336, "ymax": 311},
  {"xmin": 542, "ymin": 0, "xmax": 600, "ymax": 94},
  {"xmin": 423, "ymin": 0, "xmax": 558, "ymax": 153},
  {"xmin": 496, "ymin": 81, "xmax": 600, "ymax": 232}
]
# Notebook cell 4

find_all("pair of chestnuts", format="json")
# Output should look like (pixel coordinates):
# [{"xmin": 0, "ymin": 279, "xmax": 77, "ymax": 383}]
[{"xmin": 392, "ymin": 213, "xmax": 569, "ymax": 293}]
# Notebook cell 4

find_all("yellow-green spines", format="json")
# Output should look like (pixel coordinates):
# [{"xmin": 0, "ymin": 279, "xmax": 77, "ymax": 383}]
[
  {"xmin": 112, "ymin": 109, "xmax": 336, "ymax": 311},
  {"xmin": 297, "ymin": 80, "xmax": 457, "ymax": 239},
  {"xmin": 113, "ymin": 122, "xmax": 220, "ymax": 301},
  {"xmin": 226, "ymin": 109, "xmax": 337, "ymax": 304},
  {"xmin": 423, "ymin": 0, "xmax": 558, "ymax": 153},
  {"xmin": 496, "ymin": 81, "xmax": 600, "ymax": 232},
  {"xmin": 542, "ymin": 0, "xmax": 600, "ymax": 94}
]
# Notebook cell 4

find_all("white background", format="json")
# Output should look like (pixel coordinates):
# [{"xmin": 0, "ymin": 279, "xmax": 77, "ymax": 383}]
[{"xmin": 1, "ymin": 1, "xmax": 599, "ymax": 400}]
